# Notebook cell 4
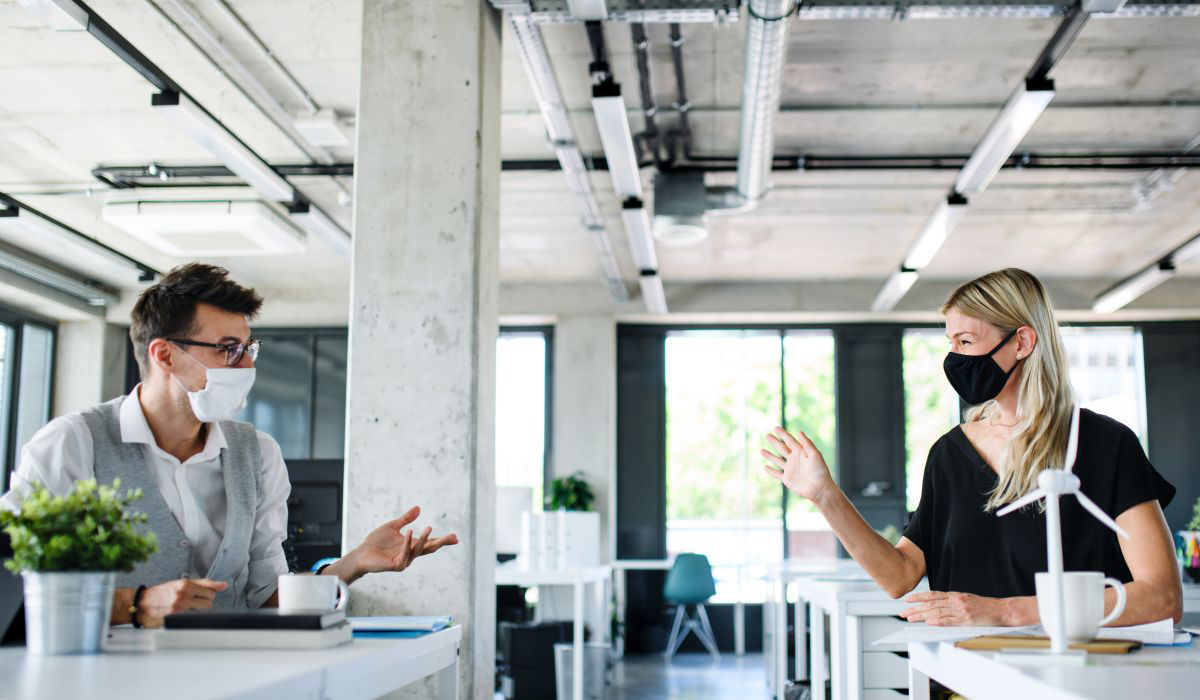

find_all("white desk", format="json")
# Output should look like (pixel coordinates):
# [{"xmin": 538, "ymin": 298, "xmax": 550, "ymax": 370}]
[
  {"xmin": 0, "ymin": 626, "xmax": 461, "ymax": 700},
  {"xmin": 495, "ymin": 563, "xmax": 611, "ymax": 700},
  {"xmin": 908, "ymin": 638, "xmax": 1200, "ymax": 700},
  {"xmin": 765, "ymin": 558, "xmax": 866, "ymax": 699}
]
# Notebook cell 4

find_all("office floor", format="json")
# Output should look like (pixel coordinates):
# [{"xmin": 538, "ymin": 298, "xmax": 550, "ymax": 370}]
[{"xmin": 610, "ymin": 653, "xmax": 767, "ymax": 700}]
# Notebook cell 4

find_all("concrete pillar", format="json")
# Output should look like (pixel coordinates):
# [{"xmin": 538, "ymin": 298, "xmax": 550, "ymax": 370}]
[
  {"xmin": 344, "ymin": 1, "xmax": 501, "ymax": 698},
  {"xmin": 552, "ymin": 316, "xmax": 618, "ymax": 561},
  {"xmin": 54, "ymin": 321, "xmax": 129, "ymax": 416}
]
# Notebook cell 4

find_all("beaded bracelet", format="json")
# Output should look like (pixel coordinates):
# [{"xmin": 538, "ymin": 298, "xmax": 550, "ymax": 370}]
[{"xmin": 130, "ymin": 585, "xmax": 147, "ymax": 628}]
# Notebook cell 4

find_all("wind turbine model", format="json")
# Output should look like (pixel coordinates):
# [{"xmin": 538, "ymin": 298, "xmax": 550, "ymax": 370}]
[{"xmin": 997, "ymin": 404, "xmax": 1131, "ymax": 654}]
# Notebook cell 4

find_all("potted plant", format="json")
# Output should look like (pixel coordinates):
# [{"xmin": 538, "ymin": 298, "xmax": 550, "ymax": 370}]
[
  {"xmin": 546, "ymin": 472, "xmax": 595, "ymax": 512},
  {"xmin": 1, "ymin": 479, "xmax": 157, "ymax": 655}
]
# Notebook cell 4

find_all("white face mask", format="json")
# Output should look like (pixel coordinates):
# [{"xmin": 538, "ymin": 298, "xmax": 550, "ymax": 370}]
[{"xmin": 174, "ymin": 350, "xmax": 256, "ymax": 423}]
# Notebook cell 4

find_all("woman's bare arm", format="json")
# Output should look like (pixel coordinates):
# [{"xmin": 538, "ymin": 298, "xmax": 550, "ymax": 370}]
[
  {"xmin": 763, "ymin": 427, "xmax": 925, "ymax": 598},
  {"xmin": 1106, "ymin": 499, "xmax": 1182, "ymax": 625}
]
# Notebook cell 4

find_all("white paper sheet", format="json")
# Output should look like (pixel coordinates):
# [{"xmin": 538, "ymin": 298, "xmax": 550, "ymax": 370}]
[
  {"xmin": 1095, "ymin": 618, "xmax": 1175, "ymax": 645},
  {"xmin": 871, "ymin": 623, "xmax": 1040, "ymax": 646}
]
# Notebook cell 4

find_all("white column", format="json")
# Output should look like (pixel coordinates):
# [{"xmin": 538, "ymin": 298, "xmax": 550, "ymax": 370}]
[
  {"xmin": 54, "ymin": 321, "xmax": 128, "ymax": 416},
  {"xmin": 551, "ymin": 316, "xmax": 617, "ymax": 559},
  {"xmin": 344, "ymin": 1, "xmax": 501, "ymax": 697}
]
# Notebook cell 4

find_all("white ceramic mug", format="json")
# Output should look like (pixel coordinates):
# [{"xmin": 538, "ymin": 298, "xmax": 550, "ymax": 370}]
[
  {"xmin": 277, "ymin": 574, "xmax": 349, "ymax": 613},
  {"xmin": 1035, "ymin": 571, "xmax": 1126, "ymax": 642}
]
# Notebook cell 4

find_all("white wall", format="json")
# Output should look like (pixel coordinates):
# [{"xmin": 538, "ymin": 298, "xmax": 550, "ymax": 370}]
[{"xmin": 53, "ymin": 321, "xmax": 128, "ymax": 417}]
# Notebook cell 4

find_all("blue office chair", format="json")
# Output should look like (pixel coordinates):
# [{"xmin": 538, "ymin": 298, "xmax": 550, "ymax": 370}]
[{"xmin": 662, "ymin": 553, "xmax": 720, "ymax": 660}]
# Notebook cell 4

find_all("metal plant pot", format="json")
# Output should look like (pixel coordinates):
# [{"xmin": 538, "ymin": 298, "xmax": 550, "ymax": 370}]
[{"xmin": 22, "ymin": 571, "xmax": 116, "ymax": 655}]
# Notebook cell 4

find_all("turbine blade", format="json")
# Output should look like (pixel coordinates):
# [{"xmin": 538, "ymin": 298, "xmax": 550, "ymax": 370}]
[
  {"xmin": 1075, "ymin": 492, "xmax": 1131, "ymax": 540},
  {"xmin": 1064, "ymin": 404, "xmax": 1081, "ymax": 473},
  {"xmin": 997, "ymin": 489, "xmax": 1046, "ymax": 516}
]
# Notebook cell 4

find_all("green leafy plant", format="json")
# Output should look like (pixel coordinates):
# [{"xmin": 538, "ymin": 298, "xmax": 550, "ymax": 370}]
[
  {"xmin": 1188, "ymin": 495, "xmax": 1200, "ymax": 532},
  {"xmin": 1, "ymin": 480, "xmax": 157, "ymax": 573},
  {"xmin": 546, "ymin": 473, "xmax": 595, "ymax": 512}
]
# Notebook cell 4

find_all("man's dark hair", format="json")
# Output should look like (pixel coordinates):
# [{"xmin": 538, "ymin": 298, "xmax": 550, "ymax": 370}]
[{"xmin": 129, "ymin": 263, "xmax": 263, "ymax": 378}]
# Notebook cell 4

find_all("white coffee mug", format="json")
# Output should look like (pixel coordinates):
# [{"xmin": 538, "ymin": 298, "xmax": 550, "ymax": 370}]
[
  {"xmin": 1035, "ymin": 571, "xmax": 1126, "ymax": 642},
  {"xmin": 277, "ymin": 574, "xmax": 349, "ymax": 613}
]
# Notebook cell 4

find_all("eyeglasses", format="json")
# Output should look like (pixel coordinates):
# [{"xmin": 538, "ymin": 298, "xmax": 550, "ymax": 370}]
[{"xmin": 167, "ymin": 338, "xmax": 261, "ymax": 367}]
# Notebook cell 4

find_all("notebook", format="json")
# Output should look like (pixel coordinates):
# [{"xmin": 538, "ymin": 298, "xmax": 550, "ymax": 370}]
[
  {"xmin": 156, "ymin": 621, "xmax": 353, "ymax": 650},
  {"xmin": 164, "ymin": 608, "xmax": 346, "ymax": 630},
  {"xmin": 349, "ymin": 616, "xmax": 451, "ymax": 638}
]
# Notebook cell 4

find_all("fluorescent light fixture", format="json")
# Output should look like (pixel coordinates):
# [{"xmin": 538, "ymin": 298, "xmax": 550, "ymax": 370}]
[
  {"xmin": 639, "ymin": 271, "xmax": 668, "ymax": 314},
  {"xmin": 903, "ymin": 193, "xmax": 970, "ymax": 270},
  {"xmin": 1172, "ymin": 231, "xmax": 1200, "ymax": 264},
  {"xmin": 152, "ymin": 91, "xmax": 294, "ymax": 202},
  {"xmin": 871, "ymin": 268, "xmax": 920, "ymax": 313},
  {"xmin": 0, "ymin": 247, "xmax": 117, "ymax": 307},
  {"xmin": 567, "ymin": 0, "xmax": 608, "ymax": 19},
  {"xmin": 955, "ymin": 78, "xmax": 1056, "ymax": 195},
  {"xmin": 288, "ymin": 201, "xmax": 350, "ymax": 256},
  {"xmin": 0, "ymin": 206, "xmax": 145, "ymax": 286},
  {"xmin": 18, "ymin": 0, "xmax": 88, "ymax": 31},
  {"xmin": 592, "ymin": 82, "xmax": 643, "ymax": 199},
  {"xmin": 620, "ymin": 199, "xmax": 659, "ymax": 271},
  {"xmin": 103, "ymin": 200, "xmax": 306, "ymax": 256},
  {"xmin": 1092, "ymin": 261, "xmax": 1175, "ymax": 313}
]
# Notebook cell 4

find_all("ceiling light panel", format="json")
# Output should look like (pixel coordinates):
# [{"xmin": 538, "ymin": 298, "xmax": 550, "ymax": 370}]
[
  {"xmin": 152, "ymin": 91, "xmax": 294, "ymax": 202},
  {"xmin": 903, "ymin": 193, "xmax": 970, "ymax": 270},
  {"xmin": 103, "ymin": 200, "xmax": 306, "ymax": 257},
  {"xmin": 619, "ymin": 202, "xmax": 658, "ymax": 271},
  {"xmin": 592, "ymin": 83, "xmax": 643, "ymax": 199},
  {"xmin": 639, "ymin": 272, "xmax": 668, "ymax": 314},
  {"xmin": 1092, "ymin": 262, "xmax": 1175, "ymax": 313},
  {"xmin": 871, "ymin": 269, "xmax": 920, "ymax": 313},
  {"xmin": 288, "ymin": 202, "xmax": 350, "ymax": 257},
  {"xmin": 955, "ymin": 79, "xmax": 1056, "ymax": 195},
  {"xmin": 0, "ymin": 207, "xmax": 143, "ymax": 287}
]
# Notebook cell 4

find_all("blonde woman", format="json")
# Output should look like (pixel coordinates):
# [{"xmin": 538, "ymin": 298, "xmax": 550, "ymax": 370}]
[{"xmin": 762, "ymin": 269, "xmax": 1182, "ymax": 626}]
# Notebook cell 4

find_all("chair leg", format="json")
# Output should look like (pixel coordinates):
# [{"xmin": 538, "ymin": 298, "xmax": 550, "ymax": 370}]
[
  {"xmin": 663, "ymin": 605, "xmax": 686, "ymax": 659},
  {"xmin": 695, "ymin": 604, "xmax": 721, "ymax": 661}
]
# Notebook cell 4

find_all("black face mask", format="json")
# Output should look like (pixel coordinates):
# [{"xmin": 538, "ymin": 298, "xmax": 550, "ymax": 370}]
[{"xmin": 943, "ymin": 329, "xmax": 1021, "ymax": 405}]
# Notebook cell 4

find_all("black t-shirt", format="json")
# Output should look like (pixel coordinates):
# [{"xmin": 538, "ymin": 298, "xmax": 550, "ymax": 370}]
[{"xmin": 902, "ymin": 409, "xmax": 1176, "ymax": 598}]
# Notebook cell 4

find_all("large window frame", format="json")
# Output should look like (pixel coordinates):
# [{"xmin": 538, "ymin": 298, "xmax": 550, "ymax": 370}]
[{"xmin": 0, "ymin": 306, "xmax": 57, "ymax": 487}]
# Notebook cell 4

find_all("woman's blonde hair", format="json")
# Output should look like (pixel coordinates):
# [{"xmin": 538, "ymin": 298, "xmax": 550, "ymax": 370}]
[{"xmin": 941, "ymin": 268, "xmax": 1075, "ymax": 511}]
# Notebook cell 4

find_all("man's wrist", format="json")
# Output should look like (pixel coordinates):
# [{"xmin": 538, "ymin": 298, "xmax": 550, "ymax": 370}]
[{"xmin": 322, "ymin": 550, "xmax": 366, "ymax": 584}]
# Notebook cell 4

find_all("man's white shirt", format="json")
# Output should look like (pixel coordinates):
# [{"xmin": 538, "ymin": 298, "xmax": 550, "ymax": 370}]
[{"xmin": 0, "ymin": 386, "xmax": 291, "ymax": 608}]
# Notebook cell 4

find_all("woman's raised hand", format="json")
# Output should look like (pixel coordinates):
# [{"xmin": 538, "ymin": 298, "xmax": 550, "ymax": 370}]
[{"xmin": 762, "ymin": 426, "xmax": 837, "ymax": 503}]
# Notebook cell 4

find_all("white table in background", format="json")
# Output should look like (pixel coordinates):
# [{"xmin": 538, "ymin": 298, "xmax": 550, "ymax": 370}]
[
  {"xmin": 495, "ymin": 562, "xmax": 611, "ymax": 700},
  {"xmin": 765, "ymin": 558, "xmax": 865, "ymax": 699},
  {"xmin": 0, "ymin": 626, "xmax": 461, "ymax": 699},
  {"xmin": 908, "ymin": 637, "xmax": 1200, "ymax": 700},
  {"xmin": 612, "ymin": 558, "xmax": 750, "ymax": 657}
]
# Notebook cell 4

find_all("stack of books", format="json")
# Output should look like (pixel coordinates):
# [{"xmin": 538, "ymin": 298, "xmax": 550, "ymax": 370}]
[{"xmin": 158, "ymin": 609, "xmax": 352, "ymax": 650}]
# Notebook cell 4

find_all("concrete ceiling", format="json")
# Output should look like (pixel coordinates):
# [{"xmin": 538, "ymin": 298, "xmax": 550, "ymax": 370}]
[{"xmin": 0, "ymin": 1, "xmax": 1197, "ymax": 322}]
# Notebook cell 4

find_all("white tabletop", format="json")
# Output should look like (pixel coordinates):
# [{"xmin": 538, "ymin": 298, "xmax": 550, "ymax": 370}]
[
  {"xmin": 0, "ymin": 626, "xmax": 461, "ymax": 700},
  {"xmin": 494, "ymin": 562, "xmax": 611, "ymax": 586},
  {"xmin": 909, "ymin": 637, "xmax": 1200, "ymax": 700},
  {"xmin": 612, "ymin": 559, "xmax": 674, "ymax": 570}
]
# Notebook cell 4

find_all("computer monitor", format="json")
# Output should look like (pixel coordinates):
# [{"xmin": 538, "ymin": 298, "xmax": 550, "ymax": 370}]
[
  {"xmin": 0, "ymin": 533, "xmax": 24, "ymax": 646},
  {"xmin": 284, "ymin": 460, "xmax": 344, "ymax": 572}
]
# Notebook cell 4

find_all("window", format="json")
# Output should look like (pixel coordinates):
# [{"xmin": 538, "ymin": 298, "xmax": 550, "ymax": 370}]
[
  {"xmin": 902, "ymin": 329, "xmax": 961, "ymax": 513},
  {"xmin": 495, "ymin": 329, "xmax": 551, "ymax": 511},
  {"xmin": 665, "ymin": 329, "xmax": 836, "ymax": 603},
  {"xmin": 0, "ymin": 311, "xmax": 55, "ymax": 483},
  {"xmin": 783, "ymin": 331, "xmax": 838, "ymax": 559},
  {"xmin": 238, "ymin": 330, "xmax": 347, "ymax": 460},
  {"xmin": 1061, "ymin": 326, "xmax": 1147, "ymax": 444}
]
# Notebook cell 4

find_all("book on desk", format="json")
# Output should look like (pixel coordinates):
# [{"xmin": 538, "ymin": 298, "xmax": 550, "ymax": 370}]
[{"xmin": 158, "ymin": 609, "xmax": 351, "ymax": 650}]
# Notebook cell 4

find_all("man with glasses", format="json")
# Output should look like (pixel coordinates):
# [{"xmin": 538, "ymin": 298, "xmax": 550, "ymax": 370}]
[{"xmin": 0, "ymin": 263, "xmax": 456, "ymax": 626}]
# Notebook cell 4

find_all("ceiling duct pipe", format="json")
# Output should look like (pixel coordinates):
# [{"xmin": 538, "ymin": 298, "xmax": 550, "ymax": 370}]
[{"xmin": 730, "ymin": 0, "xmax": 795, "ymax": 209}]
